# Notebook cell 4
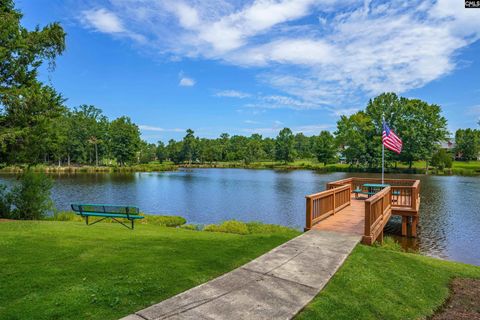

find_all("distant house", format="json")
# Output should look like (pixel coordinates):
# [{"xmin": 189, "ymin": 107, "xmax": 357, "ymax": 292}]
[
  {"xmin": 442, "ymin": 138, "xmax": 480, "ymax": 160},
  {"xmin": 439, "ymin": 139, "xmax": 455, "ymax": 151}
]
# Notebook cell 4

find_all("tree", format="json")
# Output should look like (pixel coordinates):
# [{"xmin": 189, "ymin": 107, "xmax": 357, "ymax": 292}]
[
  {"xmin": 316, "ymin": 131, "xmax": 336, "ymax": 165},
  {"xmin": 197, "ymin": 138, "xmax": 221, "ymax": 163},
  {"xmin": 455, "ymin": 129, "xmax": 480, "ymax": 161},
  {"xmin": 156, "ymin": 141, "xmax": 167, "ymax": 163},
  {"xmin": 70, "ymin": 105, "xmax": 109, "ymax": 165},
  {"xmin": 138, "ymin": 141, "xmax": 157, "ymax": 164},
  {"xmin": 335, "ymin": 92, "xmax": 448, "ymax": 169},
  {"xmin": 1, "ymin": 83, "xmax": 67, "ymax": 164},
  {"xmin": 365, "ymin": 93, "xmax": 448, "ymax": 169},
  {"xmin": 262, "ymin": 137, "xmax": 276, "ymax": 159},
  {"xmin": 109, "ymin": 117, "xmax": 141, "ymax": 165},
  {"xmin": 181, "ymin": 129, "xmax": 197, "ymax": 164},
  {"xmin": 219, "ymin": 133, "xmax": 230, "ymax": 161},
  {"xmin": 335, "ymin": 112, "xmax": 375, "ymax": 166},
  {"xmin": 0, "ymin": 1, "xmax": 65, "ymax": 90},
  {"xmin": 166, "ymin": 139, "xmax": 183, "ymax": 164},
  {"xmin": 226, "ymin": 135, "xmax": 248, "ymax": 161},
  {"xmin": 275, "ymin": 128, "xmax": 296, "ymax": 163},
  {"xmin": 294, "ymin": 133, "xmax": 313, "ymax": 158},
  {"xmin": 0, "ymin": 0, "xmax": 66, "ymax": 164},
  {"xmin": 245, "ymin": 134, "xmax": 266, "ymax": 164}
]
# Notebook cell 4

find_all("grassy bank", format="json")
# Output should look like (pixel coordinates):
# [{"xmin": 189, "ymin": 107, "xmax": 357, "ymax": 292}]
[
  {"xmin": 0, "ymin": 162, "xmax": 177, "ymax": 173},
  {"xmin": 1, "ymin": 160, "xmax": 479, "ymax": 175},
  {"xmin": 185, "ymin": 159, "xmax": 480, "ymax": 175},
  {"xmin": 0, "ymin": 220, "xmax": 299, "ymax": 320},
  {"xmin": 296, "ymin": 244, "xmax": 480, "ymax": 320}
]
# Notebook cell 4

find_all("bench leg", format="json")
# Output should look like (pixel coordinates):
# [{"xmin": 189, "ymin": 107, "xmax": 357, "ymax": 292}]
[
  {"xmin": 86, "ymin": 216, "xmax": 88, "ymax": 225},
  {"xmin": 131, "ymin": 219, "xmax": 134, "ymax": 230},
  {"xmin": 111, "ymin": 218, "xmax": 134, "ymax": 230},
  {"xmin": 87, "ymin": 217, "xmax": 107, "ymax": 226}
]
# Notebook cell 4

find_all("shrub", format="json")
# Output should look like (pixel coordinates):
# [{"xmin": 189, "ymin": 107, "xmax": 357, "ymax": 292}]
[
  {"xmin": 10, "ymin": 170, "xmax": 53, "ymax": 220},
  {"xmin": 245, "ymin": 221, "xmax": 298, "ymax": 234},
  {"xmin": 179, "ymin": 224, "xmax": 199, "ymax": 231},
  {"xmin": 139, "ymin": 214, "xmax": 186, "ymax": 227},
  {"xmin": 204, "ymin": 220, "xmax": 250, "ymax": 235},
  {"xmin": 204, "ymin": 220, "xmax": 299, "ymax": 235},
  {"xmin": 0, "ymin": 184, "xmax": 12, "ymax": 218},
  {"xmin": 373, "ymin": 236, "xmax": 403, "ymax": 252},
  {"xmin": 431, "ymin": 149, "xmax": 453, "ymax": 170}
]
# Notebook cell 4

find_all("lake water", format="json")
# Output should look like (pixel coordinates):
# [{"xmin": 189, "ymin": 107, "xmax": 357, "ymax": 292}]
[{"xmin": 1, "ymin": 169, "xmax": 479, "ymax": 265}]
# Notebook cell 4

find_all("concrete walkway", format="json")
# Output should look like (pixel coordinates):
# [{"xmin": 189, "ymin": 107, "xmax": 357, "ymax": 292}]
[{"xmin": 120, "ymin": 230, "xmax": 360, "ymax": 320}]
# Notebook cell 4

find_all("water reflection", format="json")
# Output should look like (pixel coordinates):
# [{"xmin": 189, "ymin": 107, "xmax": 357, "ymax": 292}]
[{"xmin": 1, "ymin": 169, "xmax": 479, "ymax": 265}]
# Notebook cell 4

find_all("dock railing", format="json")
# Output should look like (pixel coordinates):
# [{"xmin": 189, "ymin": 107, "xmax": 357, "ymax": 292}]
[
  {"xmin": 307, "ymin": 177, "xmax": 421, "ymax": 243},
  {"xmin": 326, "ymin": 177, "xmax": 420, "ymax": 211},
  {"xmin": 305, "ymin": 184, "xmax": 351, "ymax": 231},
  {"xmin": 363, "ymin": 186, "xmax": 392, "ymax": 245}
]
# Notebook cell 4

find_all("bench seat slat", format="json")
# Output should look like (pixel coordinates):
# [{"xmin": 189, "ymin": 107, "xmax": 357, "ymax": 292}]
[{"xmin": 75, "ymin": 212, "xmax": 144, "ymax": 219}]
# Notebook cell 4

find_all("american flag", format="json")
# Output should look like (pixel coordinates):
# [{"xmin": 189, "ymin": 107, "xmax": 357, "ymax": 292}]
[{"xmin": 382, "ymin": 121, "xmax": 402, "ymax": 154}]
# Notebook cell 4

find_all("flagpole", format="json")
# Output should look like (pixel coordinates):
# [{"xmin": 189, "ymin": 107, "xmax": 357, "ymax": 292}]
[
  {"xmin": 382, "ymin": 137, "xmax": 385, "ymax": 184},
  {"xmin": 382, "ymin": 114, "xmax": 385, "ymax": 184}
]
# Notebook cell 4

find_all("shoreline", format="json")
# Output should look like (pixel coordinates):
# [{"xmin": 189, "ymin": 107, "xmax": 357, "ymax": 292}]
[{"xmin": 1, "ymin": 161, "xmax": 479, "ymax": 176}]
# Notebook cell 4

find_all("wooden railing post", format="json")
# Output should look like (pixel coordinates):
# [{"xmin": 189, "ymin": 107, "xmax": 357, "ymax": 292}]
[
  {"xmin": 364, "ymin": 202, "xmax": 371, "ymax": 243},
  {"xmin": 305, "ymin": 196, "xmax": 312, "ymax": 231},
  {"xmin": 332, "ymin": 188, "xmax": 336, "ymax": 215},
  {"xmin": 411, "ymin": 186, "xmax": 417, "ymax": 210}
]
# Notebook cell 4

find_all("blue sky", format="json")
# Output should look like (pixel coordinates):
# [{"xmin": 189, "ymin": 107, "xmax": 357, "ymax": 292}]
[{"xmin": 17, "ymin": 0, "xmax": 480, "ymax": 142}]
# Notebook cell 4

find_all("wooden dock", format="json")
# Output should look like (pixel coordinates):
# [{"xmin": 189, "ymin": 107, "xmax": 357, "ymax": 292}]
[
  {"xmin": 311, "ymin": 195, "xmax": 365, "ymax": 235},
  {"xmin": 305, "ymin": 177, "xmax": 420, "ymax": 245}
]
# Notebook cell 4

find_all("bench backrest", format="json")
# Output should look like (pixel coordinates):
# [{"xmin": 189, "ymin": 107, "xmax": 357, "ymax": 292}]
[{"xmin": 71, "ymin": 204, "xmax": 139, "ymax": 216}]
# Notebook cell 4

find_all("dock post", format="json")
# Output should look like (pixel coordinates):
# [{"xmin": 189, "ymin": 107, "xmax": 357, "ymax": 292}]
[
  {"xmin": 305, "ymin": 197, "xmax": 312, "ymax": 231},
  {"xmin": 411, "ymin": 216, "xmax": 418, "ymax": 237},
  {"xmin": 378, "ymin": 230, "xmax": 384, "ymax": 245},
  {"xmin": 401, "ymin": 216, "xmax": 407, "ymax": 236}
]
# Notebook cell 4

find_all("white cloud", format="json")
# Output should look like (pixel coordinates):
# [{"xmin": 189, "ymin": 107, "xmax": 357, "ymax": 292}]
[
  {"xmin": 228, "ymin": 38, "xmax": 336, "ymax": 66},
  {"xmin": 329, "ymin": 107, "xmax": 361, "ymax": 116},
  {"xmin": 139, "ymin": 125, "xmax": 184, "ymax": 132},
  {"xmin": 242, "ymin": 122, "xmax": 332, "ymax": 135},
  {"xmin": 179, "ymin": 76, "xmax": 196, "ymax": 87},
  {"xmin": 82, "ymin": 8, "xmax": 125, "ymax": 33},
  {"xmin": 77, "ymin": 0, "xmax": 480, "ymax": 111},
  {"xmin": 215, "ymin": 90, "xmax": 251, "ymax": 98},
  {"xmin": 81, "ymin": 8, "xmax": 145, "ymax": 42}
]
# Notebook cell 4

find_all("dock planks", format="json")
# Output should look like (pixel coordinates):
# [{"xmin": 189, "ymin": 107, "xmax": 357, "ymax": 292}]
[{"xmin": 311, "ymin": 195, "xmax": 365, "ymax": 235}]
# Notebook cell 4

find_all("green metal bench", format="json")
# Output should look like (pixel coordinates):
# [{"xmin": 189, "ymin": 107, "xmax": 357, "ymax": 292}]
[{"xmin": 71, "ymin": 204, "xmax": 144, "ymax": 230}]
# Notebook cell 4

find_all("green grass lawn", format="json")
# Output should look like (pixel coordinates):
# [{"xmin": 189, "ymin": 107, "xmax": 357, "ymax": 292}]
[
  {"xmin": 0, "ymin": 221, "xmax": 299, "ymax": 320},
  {"xmin": 452, "ymin": 160, "xmax": 480, "ymax": 170},
  {"xmin": 296, "ymin": 245, "xmax": 480, "ymax": 320}
]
